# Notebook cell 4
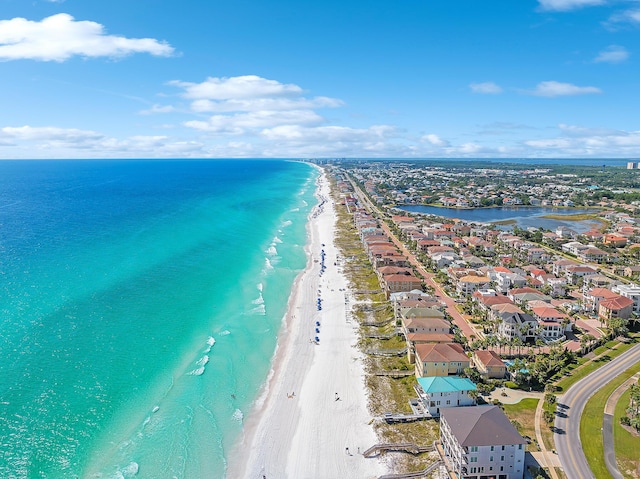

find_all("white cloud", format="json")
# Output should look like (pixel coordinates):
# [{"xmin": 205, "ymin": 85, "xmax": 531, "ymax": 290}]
[
  {"xmin": 169, "ymin": 75, "xmax": 344, "ymax": 134},
  {"xmin": 189, "ymin": 96, "xmax": 342, "ymax": 113},
  {"xmin": 421, "ymin": 134, "xmax": 450, "ymax": 147},
  {"xmin": 185, "ymin": 110, "xmax": 324, "ymax": 134},
  {"xmin": 526, "ymin": 81, "xmax": 602, "ymax": 97},
  {"xmin": 0, "ymin": 13, "xmax": 174, "ymax": 61},
  {"xmin": 558, "ymin": 123, "xmax": 628, "ymax": 137},
  {"xmin": 524, "ymin": 124, "xmax": 640, "ymax": 156},
  {"xmin": 0, "ymin": 125, "xmax": 104, "ymax": 142},
  {"xmin": 170, "ymin": 75, "xmax": 342, "ymax": 113},
  {"xmin": 607, "ymin": 7, "xmax": 640, "ymax": 25},
  {"xmin": 170, "ymin": 75, "xmax": 303, "ymax": 100},
  {"xmin": 594, "ymin": 45, "xmax": 629, "ymax": 63},
  {"xmin": 469, "ymin": 82, "xmax": 503, "ymax": 94},
  {"xmin": 139, "ymin": 104, "xmax": 176, "ymax": 115},
  {"xmin": 260, "ymin": 124, "xmax": 397, "ymax": 142},
  {"xmin": 537, "ymin": 0, "xmax": 606, "ymax": 11}
]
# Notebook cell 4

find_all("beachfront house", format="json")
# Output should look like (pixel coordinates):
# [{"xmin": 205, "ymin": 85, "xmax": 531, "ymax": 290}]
[
  {"xmin": 440, "ymin": 406, "xmax": 526, "ymax": 479},
  {"xmin": 472, "ymin": 350, "xmax": 507, "ymax": 379},
  {"xmin": 414, "ymin": 343, "xmax": 470, "ymax": 378},
  {"xmin": 414, "ymin": 376, "xmax": 477, "ymax": 417}
]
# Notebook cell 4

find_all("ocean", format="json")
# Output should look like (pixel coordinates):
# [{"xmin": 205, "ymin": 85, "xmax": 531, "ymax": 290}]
[{"xmin": 0, "ymin": 159, "xmax": 317, "ymax": 479}]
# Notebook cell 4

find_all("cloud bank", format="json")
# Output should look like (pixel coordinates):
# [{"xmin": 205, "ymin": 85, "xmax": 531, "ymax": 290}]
[{"xmin": 0, "ymin": 13, "xmax": 174, "ymax": 61}]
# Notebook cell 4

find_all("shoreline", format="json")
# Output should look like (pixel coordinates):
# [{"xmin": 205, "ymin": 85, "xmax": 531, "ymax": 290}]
[{"xmin": 228, "ymin": 168, "xmax": 385, "ymax": 478}]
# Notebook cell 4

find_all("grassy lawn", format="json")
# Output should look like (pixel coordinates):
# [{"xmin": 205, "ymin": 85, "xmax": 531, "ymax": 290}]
[
  {"xmin": 556, "ymin": 339, "xmax": 637, "ymax": 393},
  {"xmin": 580, "ymin": 363, "xmax": 640, "ymax": 479},
  {"xmin": 613, "ymin": 389, "xmax": 640, "ymax": 478},
  {"xmin": 502, "ymin": 398, "xmax": 540, "ymax": 451}
]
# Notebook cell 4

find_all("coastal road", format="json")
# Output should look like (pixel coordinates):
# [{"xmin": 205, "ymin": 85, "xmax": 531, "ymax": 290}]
[
  {"xmin": 554, "ymin": 343, "xmax": 640, "ymax": 479},
  {"xmin": 348, "ymin": 176, "xmax": 479, "ymax": 341}
]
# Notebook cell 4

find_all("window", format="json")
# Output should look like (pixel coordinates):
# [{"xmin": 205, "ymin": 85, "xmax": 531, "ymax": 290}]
[
  {"xmin": 470, "ymin": 446, "xmax": 478, "ymax": 452},
  {"xmin": 501, "ymin": 456, "xmax": 505, "ymax": 461},
  {"xmin": 490, "ymin": 446, "xmax": 494, "ymax": 451},
  {"xmin": 490, "ymin": 456, "xmax": 493, "ymax": 462},
  {"xmin": 446, "ymin": 400, "xmax": 451, "ymax": 405},
  {"xmin": 500, "ymin": 466, "xmax": 504, "ymax": 472},
  {"xmin": 501, "ymin": 445, "xmax": 505, "ymax": 450},
  {"xmin": 518, "ymin": 444, "xmax": 523, "ymax": 450},
  {"xmin": 470, "ymin": 457, "xmax": 478, "ymax": 463}
]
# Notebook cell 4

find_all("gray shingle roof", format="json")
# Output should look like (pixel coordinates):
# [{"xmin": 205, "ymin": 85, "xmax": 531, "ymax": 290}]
[{"xmin": 441, "ymin": 405, "xmax": 525, "ymax": 447}]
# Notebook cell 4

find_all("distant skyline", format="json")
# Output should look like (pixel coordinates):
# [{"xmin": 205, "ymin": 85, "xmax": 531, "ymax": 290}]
[{"xmin": 0, "ymin": 0, "xmax": 638, "ymax": 159}]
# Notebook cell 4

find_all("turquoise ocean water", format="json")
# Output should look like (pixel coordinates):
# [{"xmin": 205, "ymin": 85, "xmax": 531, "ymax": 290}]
[{"xmin": 0, "ymin": 160, "xmax": 317, "ymax": 478}]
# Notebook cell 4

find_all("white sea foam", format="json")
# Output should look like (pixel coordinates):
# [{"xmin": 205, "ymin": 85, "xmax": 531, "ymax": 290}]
[
  {"xmin": 219, "ymin": 330, "xmax": 231, "ymax": 336},
  {"xmin": 250, "ymin": 304, "xmax": 266, "ymax": 315},
  {"xmin": 266, "ymin": 245, "xmax": 278, "ymax": 256},
  {"xmin": 281, "ymin": 219, "xmax": 292, "ymax": 227},
  {"xmin": 232, "ymin": 408, "xmax": 243, "ymax": 423},
  {"xmin": 188, "ymin": 367, "xmax": 205, "ymax": 376},
  {"xmin": 196, "ymin": 355, "xmax": 209, "ymax": 367},
  {"xmin": 111, "ymin": 462, "xmax": 139, "ymax": 479},
  {"xmin": 252, "ymin": 294, "xmax": 264, "ymax": 305},
  {"xmin": 203, "ymin": 336, "xmax": 216, "ymax": 353},
  {"xmin": 264, "ymin": 257, "xmax": 274, "ymax": 270},
  {"xmin": 273, "ymin": 236, "xmax": 282, "ymax": 244},
  {"xmin": 254, "ymin": 355, "xmax": 277, "ymax": 409},
  {"xmin": 152, "ymin": 406, "xmax": 159, "ymax": 413}
]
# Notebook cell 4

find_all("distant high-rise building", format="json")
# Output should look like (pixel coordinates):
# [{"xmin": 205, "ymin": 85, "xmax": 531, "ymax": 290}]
[{"xmin": 628, "ymin": 162, "xmax": 636, "ymax": 169}]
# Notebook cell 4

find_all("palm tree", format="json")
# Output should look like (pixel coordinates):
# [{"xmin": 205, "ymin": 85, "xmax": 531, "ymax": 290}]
[
  {"xmin": 607, "ymin": 316, "xmax": 629, "ymax": 340},
  {"xmin": 581, "ymin": 333, "xmax": 596, "ymax": 355},
  {"xmin": 513, "ymin": 337, "xmax": 524, "ymax": 357}
]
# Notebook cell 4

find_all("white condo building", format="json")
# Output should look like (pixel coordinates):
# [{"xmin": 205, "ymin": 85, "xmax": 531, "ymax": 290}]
[
  {"xmin": 612, "ymin": 283, "xmax": 640, "ymax": 315},
  {"xmin": 440, "ymin": 406, "xmax": 526, "ymax": 479}
]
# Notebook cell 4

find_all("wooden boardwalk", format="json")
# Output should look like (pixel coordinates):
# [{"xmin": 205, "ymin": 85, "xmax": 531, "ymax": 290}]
[
  {"xmin": 364, "ymin": 347, "xmax": 407, "ymax": 357},
  {"xmin": 363, "ymin": 442, "xmax": 434, "ymax": 458},
  {"xmin": 378, "ymin": 460, "xmax": 443, "ymax": 479},
  {"xmin": 374, "ymin": 370, "xmax": 414, "ymax": 378}
]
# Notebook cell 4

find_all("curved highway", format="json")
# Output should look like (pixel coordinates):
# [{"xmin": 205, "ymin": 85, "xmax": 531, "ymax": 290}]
[{"xmin": 554, "ymin": 343, "xmax": 640, "ymax": 479}]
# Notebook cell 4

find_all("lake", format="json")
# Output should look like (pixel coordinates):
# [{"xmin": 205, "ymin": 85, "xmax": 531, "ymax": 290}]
[{"xmin": 398, "ymin": 205, "xmax": 601, "ymax": 233}]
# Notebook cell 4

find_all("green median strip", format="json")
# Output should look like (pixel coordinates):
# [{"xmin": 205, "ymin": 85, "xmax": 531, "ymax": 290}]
[
  {"xmin": 580, "ymin": 363, "xmax": 640, "ymax": 479},
  {"xmin": 556, "ymin": 339, "xmax": 638, "ymax": 393}
]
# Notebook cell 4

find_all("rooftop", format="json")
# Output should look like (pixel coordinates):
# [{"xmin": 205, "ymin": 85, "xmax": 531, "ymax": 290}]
[{"xmin": 441, "ymin": 405, "xmax": 526, "ymax": 447}]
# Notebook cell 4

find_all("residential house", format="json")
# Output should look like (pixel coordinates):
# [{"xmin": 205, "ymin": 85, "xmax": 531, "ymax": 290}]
[
  {"xmin": 491, "ymin": 304, "xmax": 537, "ymax": 341},
  {"xmin": 414, "ymin": 343, "xmax": 470, "ymax": 378},
  {"xmin": 457, "ymin": 274, "xmax": 491, "ymax": 296},
  {"xmin": 415, "ymin": 376, "xmax": 477, "ymax": 417},
  {"xmin": 612, "ymin": 283, "xmax": 640, "ymax": 315},
  {"xmin": 440, "ymin": 406, "xmax": 526, "ymax": 479},
  {"xmin": 381, "ymin": 273, "xmax": 423, "ymax": 297},
  {"xmin": 473, "ymin": 350, "xmax": 507, "ymax": 379},
  {"xmin": 598, "ymin": 296, "xmax": 634, "ymax": 321}
]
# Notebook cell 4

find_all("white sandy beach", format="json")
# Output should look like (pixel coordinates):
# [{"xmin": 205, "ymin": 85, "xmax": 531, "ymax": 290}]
[{"xmin": 229, "ymin": 170, "xmax": 385, "ymax": 479}]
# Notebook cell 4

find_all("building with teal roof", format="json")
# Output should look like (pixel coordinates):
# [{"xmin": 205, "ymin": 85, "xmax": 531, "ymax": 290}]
[{"xmin": 415, "ymin": 376, "xmax": 477, "ymax": 417}]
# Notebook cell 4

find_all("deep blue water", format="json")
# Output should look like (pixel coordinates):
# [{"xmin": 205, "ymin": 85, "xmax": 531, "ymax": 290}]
[{"xmin": 0, "ymin": 159, "xmax": 317, "ymax": 478}]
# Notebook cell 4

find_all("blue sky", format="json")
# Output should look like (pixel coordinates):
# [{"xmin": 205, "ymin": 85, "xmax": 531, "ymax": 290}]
[{"xmin": 0, "ymin": 0, "xmax": 638, "ymax": 158}]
